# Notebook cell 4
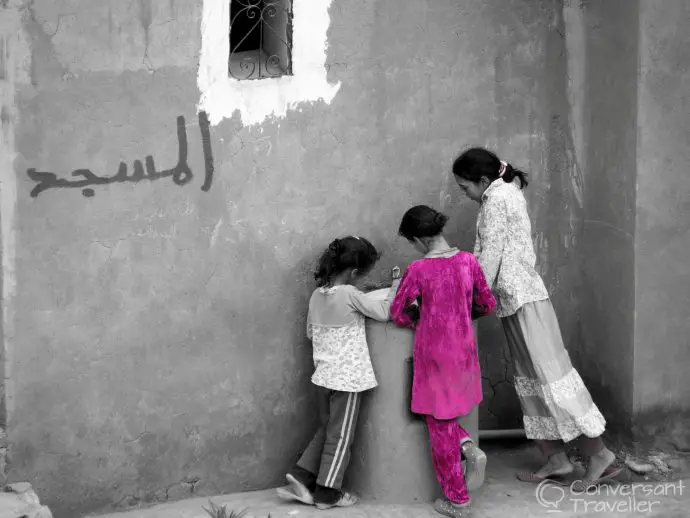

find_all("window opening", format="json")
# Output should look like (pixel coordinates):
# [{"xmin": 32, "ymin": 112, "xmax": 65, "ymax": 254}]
[{"xmin": 229, "ymin": 0, "xmax": 293, "ymax": 80}]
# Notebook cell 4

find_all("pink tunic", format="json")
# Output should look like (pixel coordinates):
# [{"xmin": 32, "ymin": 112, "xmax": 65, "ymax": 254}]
[{"xmin": 390, "ymin": 251, "xmax": 496, "ymax": 420}]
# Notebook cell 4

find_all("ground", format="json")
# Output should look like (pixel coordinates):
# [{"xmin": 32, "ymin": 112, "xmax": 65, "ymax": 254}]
[{"xmin": 89, "ymin": 440, "xmax": 690, "ymax": 518}]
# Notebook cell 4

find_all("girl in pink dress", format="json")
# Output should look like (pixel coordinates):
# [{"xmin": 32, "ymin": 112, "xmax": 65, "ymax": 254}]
[{"xmin": 391, "ymin": 206, "xmax": 496, "ymax": 518}]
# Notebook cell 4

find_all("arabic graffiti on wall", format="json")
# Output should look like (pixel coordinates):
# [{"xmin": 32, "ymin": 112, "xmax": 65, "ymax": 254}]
[{"xmin": 26, "ymin": 111, "xmax": 215, "ymax": 198}]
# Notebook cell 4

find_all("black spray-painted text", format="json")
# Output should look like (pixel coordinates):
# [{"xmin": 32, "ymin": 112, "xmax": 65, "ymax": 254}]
[{"xmin": 27, "ymin": 111, "xmax": 214, "ymax": 198}]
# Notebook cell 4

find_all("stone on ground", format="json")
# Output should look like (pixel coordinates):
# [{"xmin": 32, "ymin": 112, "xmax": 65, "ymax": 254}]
[{"xmin": 0, "ymin": 483, "xmax": 52, "ymax": 518}]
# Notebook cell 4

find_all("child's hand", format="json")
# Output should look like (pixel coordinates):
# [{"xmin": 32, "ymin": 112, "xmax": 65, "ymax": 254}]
[
  {"xmin": 392, "ymin": 266, "xmax": 401, "ymax": 280},
  {"xmin": 404, "ymin": 302, "xmax": 420, "ymax": 323}
]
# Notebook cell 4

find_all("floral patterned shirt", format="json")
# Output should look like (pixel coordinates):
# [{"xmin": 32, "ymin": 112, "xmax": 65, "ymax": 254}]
[
  {"xmin": 307, "ymin": 281, "xmax": 400, "ymax": 392},
  {"xmin": 474, "ymin": 179, "xmax": 549, "ymax": 317}
]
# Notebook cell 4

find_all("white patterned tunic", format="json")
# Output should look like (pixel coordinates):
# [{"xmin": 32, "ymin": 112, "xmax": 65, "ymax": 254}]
[
  {"xmin": 307, "ymin": 282, "xmax": 400, "ymax": 393},
  {"xmin": 474, "ymin": 179, "xmax": 549, "ymax": 317}
]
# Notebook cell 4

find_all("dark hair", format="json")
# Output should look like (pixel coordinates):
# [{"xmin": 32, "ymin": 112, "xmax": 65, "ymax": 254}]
[
  {"xmin": 452, "ymin": 147, "xmax": 529, "ymax": 189},
  {"xmin": 398, "ymin": 205, "xmax": 449, "ymax": 241},
  {"xmin": 314, "ymin": 236, "xmax": 380, "ymax": 287}
]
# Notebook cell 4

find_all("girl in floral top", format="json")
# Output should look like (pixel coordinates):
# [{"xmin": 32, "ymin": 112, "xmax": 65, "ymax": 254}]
[
  {"xmin": 391, "ymin": 206, "xmax": 496, "ymax": 518},
  {"xmin": 453, "ymin": 147, "xmax": 621, "ymax": 490},
  {"xmin": 276, "ymin": 236, "xmax": 400, "ymax": 509}
]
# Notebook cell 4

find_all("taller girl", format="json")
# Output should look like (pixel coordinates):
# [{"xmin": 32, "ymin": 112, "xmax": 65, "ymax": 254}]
[{"xmin": 452, "ymin": 147, "xmax": 620, "ymax": 487}]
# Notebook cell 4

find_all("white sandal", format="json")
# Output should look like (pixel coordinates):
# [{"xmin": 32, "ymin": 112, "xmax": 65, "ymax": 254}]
[
  {"xmin": 462, "ymin": 443, "xmax": 487, "ymax": 491},
  {"xmin": 433, "ymin": 497, "xmax": 472, "ymax": 517},
  {"xmin": 275, "ymin": 474, "xmax": 314, "ymax": 505},
  {"xmin": 315, "ymin": 491, "xmax": 359, "ymax": 510}
]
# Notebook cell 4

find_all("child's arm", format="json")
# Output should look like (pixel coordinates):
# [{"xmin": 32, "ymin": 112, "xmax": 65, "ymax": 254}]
[
  {"xmin": 390, "ymin": 267, "xmax": 421, "ymax": 329},
  {"xmin": 349, "ymin": 278, "xmax": 401, "ymax": 321},
  {"xmin": 306, "ymin": 307, "xmax": 313, "ymax": 340},
  {"xmin": 404, "ymin": 298, "xmax": 421, "ymax": 324},
  {"xmin": 471, "ymin": 255, "xmax": 496, "ymax": 319},
  {"xmin": 476, "ymin": 196, "xmax": 508, "ymax": 287}
]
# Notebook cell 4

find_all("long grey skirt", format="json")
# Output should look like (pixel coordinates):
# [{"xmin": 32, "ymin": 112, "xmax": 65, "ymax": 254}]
[{"xmin": 502, "ymin": 299, "xmax": 606, "ymax": 443}]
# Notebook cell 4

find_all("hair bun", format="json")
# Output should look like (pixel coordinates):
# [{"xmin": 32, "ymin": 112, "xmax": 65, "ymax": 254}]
[{"xmin": 434, "ymin": 212, "xmax": 448, "ymax": 228}]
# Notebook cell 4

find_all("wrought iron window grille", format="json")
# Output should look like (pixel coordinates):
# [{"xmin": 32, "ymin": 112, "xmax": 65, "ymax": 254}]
[{"xmin": 229, "ymin": 0, "xmax": 294, "ymax": 81}]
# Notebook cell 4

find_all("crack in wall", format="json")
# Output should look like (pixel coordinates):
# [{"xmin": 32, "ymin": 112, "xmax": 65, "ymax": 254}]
[
  {"xmin": 139, "ymin": 0, "xmax": 154, "ymax": 73},
  {"xmin": 113, "ymin": 476, "xmax": 205, "ymax": 510},
  {"xmin": 479, "ymin": 337, "xmax": 519, "ymax": 429}
]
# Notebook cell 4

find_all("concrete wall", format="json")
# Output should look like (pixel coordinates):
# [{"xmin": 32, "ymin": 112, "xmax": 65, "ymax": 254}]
[
  {"xmin": 566, "ymin": 0, "xmax": 690, "ymax": 440},
  {"xmin": 635, "ymin": 0, "xmax": 690, "ymax": 414},
  {"xmin": 0, "ymin": 1, "xmax": 576, "ymax": 516},
  {"xmin": 572, "ymin": 0, "xmax": 639, "ymax": 431},
  {"xmin": 633, "ymin": 0, "xmax": 690, "ymax": 443}
]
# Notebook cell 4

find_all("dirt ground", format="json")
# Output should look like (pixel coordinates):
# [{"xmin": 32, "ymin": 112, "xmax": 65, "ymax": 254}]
[{"xmin": 90, "ymin": 439, "xmax": 690, "ymax": 518}]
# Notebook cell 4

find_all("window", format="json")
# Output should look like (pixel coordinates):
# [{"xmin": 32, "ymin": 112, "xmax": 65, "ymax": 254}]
[{"xmin": 229, "ymin": 0, "xmax": 293, "ymax": 80}]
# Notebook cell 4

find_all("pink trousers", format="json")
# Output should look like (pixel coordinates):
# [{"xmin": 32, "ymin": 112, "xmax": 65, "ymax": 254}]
[{"xmin": 426, "ymin": 415, "xmax": 470, "ymax": 505}]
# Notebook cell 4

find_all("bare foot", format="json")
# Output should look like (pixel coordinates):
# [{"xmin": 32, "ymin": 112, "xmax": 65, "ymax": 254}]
[
  {"xmin": 534, "ymin": 452, "xmax": 575, "ymax": 478},
  {"xmin": 585, "ymin": 447, "xmax": 616, "ymax": 481}
]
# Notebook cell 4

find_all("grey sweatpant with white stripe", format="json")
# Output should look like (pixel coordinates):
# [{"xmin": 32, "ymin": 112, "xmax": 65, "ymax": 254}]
[{"xmin": 297, "ymin": 387, "xmax": 362, "ymax": 489}]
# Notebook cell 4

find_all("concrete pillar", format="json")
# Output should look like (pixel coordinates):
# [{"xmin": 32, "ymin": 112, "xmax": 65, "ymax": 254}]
[{"xmin": 346, "ymin": 314, "xmax": 480, "ymax": 503}]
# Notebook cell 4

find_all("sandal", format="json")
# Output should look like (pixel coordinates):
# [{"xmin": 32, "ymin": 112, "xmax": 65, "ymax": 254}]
[
  {"xmin": 433, "ymin": 497, "xmax": 472, "ymax": 517},
  {"xmin": 571, "ymin": 466, "xmax": 623, "ymax": 492},
  {"xmin": 314, "ymin": 491, "xmax": 358, "ymax": 510},
  {"xmin": 516, "ymin": 470, "xmax": 568, "ymax": 485},
  {"xmin": 276, "ymin": 474, "xmax": 314, "ymax": 505}
]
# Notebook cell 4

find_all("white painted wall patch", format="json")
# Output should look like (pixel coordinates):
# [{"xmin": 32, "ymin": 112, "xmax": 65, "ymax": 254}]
[{"xmin": 198, "ymin": 0, "xmax": 341, "ymax": 126}]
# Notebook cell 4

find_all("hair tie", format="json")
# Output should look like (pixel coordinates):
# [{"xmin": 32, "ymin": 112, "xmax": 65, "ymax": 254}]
[{"xmin": 498, "ymin": 161, "xmax": 508, "ymax": 178}]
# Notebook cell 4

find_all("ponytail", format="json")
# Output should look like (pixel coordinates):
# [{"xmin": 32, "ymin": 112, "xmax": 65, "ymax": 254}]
[
  {"xmin": 328, "ymin": 239, "xmax": 341, "ymax": 254},
  {"xmin": 314, "ymin": 239, "xmax": 341, "ymax": 286},
  {"xmin": 502, "ymin": 163, "xmax": 529, "ymax": 189}
]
